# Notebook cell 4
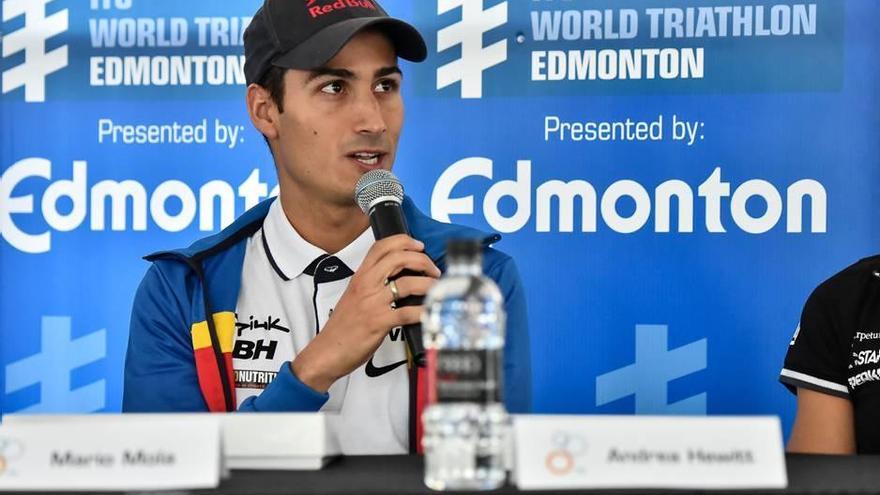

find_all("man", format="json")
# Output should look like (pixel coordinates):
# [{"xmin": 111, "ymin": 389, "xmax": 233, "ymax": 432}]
[
  {"xmin": 122, "ymin": 0, "xmax": 531, "ymax": 455},
  {"xmin": 780, "ymin": 255, "xmax": 880, "ymax": 454}
]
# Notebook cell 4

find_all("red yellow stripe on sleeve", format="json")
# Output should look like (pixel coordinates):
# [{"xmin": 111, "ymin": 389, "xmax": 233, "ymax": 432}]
[
  {"xmin": 191, "ymin": 312, "xmax": 237, "ymax": 412},
  {"xmin": 192, "ymin": 312, "xmax": 236, "ymax": 352}
]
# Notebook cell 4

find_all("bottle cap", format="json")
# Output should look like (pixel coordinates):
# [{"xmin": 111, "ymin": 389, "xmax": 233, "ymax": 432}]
[{"xmin": 446, "ymin": 238, "xmax": 482, "ymax": 262}]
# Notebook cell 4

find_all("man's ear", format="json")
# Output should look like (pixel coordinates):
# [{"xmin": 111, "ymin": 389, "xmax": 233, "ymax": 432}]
[{"xmin": 246, "ymin": 83, "xmax": 279, "ymax": 140}]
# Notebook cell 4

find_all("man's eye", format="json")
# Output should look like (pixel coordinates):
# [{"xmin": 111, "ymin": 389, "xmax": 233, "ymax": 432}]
[
  {"xmin": 375, "ymin": 80, "xmax": 398, "ymax": 93},
  {"xmin": 320, "ymin": 81, "xmax": 344, "ymax": 94}
]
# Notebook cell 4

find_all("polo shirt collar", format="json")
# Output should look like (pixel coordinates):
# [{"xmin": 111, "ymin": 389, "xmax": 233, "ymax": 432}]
[
  {"xmin": 333, "ymin": 224, "xmax": 374, "ymax": 273},
  {"xmin": 262, "ymin": 199, "xmax": 374, "ymax": 281}
]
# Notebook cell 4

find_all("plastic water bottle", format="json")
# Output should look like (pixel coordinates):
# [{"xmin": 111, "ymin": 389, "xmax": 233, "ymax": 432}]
[{"xmin": 421, "ymin": 239, "xmax": 508, "ymax": 491}]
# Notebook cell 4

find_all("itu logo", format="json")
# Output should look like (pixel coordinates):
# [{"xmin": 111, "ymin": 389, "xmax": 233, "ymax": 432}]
[
  {"xmin": 1, "ymin": 0, "xmax": 69, "ymax": 102},
  {"xmin": 595, "ymin": 324, "xmax": 707, "ymax": 415},
  {"xmin": 0, "ymin": 438, "xmax": 25, "ymax": 476},
  {"xmin": 436, "ymin": 0, "xmax": 508, "ymax": 99},
  {"xmin": 4, "ymin": 316, "xmax": 106, "ymax": 413},
  {"xmin": 544, "ymin": 431, "xmax": 587, "ymax": 477}
]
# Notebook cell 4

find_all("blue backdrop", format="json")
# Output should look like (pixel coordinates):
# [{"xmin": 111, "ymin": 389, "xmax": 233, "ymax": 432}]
[{"xmin": 2, "ymin": 0, "xmax": 878, "ymax": 439}]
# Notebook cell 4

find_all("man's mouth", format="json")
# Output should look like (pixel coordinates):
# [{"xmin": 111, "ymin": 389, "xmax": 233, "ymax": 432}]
[{"xmin": 349, "ymin": 151, "xmax": 383, "ymax": 166}]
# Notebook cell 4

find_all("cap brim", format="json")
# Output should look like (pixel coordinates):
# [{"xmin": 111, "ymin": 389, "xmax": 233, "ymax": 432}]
[{"xmin": 272, "ymin": 17, "xmax": 427, "ymax": 70}]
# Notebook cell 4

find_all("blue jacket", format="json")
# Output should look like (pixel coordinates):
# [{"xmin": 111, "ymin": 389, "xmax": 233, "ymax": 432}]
[{"xmin": 123, "ymin": 197, "xmax": 531, "ymax": 445}]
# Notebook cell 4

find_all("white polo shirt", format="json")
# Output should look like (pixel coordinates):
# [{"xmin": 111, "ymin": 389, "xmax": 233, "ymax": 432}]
[{"xmin": 233, "ymin": 199, "xmax": 410, "ymax": 454}]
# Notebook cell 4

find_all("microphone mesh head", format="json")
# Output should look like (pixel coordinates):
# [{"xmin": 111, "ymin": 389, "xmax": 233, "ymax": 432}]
[{"xmin": 355, "ymin": 170, "xmax": 404, "ymax": 213}]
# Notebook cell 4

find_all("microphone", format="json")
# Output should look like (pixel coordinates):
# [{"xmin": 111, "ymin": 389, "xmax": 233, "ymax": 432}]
[{"xmin": 355, "ymin": 170, "xmax": 426, "ymax": 367}]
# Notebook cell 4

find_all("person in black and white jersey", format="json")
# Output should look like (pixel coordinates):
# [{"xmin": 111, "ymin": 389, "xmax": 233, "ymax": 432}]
[{"xmin": 780, "ymin": 255, "xmax": 880, "ymax": 454}]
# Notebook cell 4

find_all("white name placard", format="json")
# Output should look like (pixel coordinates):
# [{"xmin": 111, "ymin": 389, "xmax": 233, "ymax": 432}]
[
  {"xmin": 0, "ymin": 415, "xmax": 221, "ymax": 491},
  {"xmin": 223, "ymin": 413, "xmax": 340, "ymax": 470},
  {"xmin": 3, "ymin": 412, "xmax": 339, "ymax": 473},
  {"xmin": 513, "ymin": 415, "xmax": 787, "ymax": 491}
]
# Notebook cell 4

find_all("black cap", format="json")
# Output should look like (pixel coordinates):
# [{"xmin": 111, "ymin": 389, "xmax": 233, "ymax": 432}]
[{"xmin": 244, "ymin": 0, "xmax": 428, "ymax": 86}]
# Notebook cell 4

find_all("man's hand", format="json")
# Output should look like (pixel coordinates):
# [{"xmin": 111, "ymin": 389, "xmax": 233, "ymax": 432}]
[{"xmin": 291, "ymin": 234, "xmax": 441, "ymax": 393}]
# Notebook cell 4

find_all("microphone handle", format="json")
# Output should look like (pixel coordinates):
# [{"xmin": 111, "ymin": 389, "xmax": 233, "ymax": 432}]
[
  {"xmin": 391, "ymin": 269, "xmax": 426, "ymax": 367},
  {"xmin": 368, "ymin": 200, "xmax": 427, "ymax": 367},
  {"xmin": 369, "ymin": 200, "xmax": 409, "ymax": 239}
]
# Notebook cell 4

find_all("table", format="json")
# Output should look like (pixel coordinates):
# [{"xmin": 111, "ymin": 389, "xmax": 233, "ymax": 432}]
[
  {"xmin": 7, "ymin": 454, "xmax": 878, "ymax": 494},
  {"xmin": 212, "ymin": 454, "xmax": 880, "ymax": 495}
]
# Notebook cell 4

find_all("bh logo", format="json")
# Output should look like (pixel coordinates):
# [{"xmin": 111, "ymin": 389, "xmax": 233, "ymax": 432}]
[
  {"xmin": 436, "ymin": 0, "xmax": 508, "ymax": 99},
  {"xmin": 1, "ymin": 0, "xmax": 69, "ymax": 102}
]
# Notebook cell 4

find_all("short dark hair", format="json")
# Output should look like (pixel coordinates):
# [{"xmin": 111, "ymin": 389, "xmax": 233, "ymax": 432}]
[
  {"xmin": 257, "ymin": 65, "xmax": 287, "ymax": 152},
  {"xmin": 259, "ymin": 65, "xmax": 287, "ymax": 112}
]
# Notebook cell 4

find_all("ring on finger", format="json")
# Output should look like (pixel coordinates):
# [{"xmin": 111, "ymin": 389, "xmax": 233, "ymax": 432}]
[{"xmin": 387, "ymin": 279, "xmax": 400, "ymax": 301}]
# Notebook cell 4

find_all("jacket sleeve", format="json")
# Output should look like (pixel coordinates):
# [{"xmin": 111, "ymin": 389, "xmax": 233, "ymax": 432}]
[
  {"xmin": 486, "ymin": 254, "xmax": 533, "ymax": 413},
  {"xmin": 124, "ymin": 262, "xmax": 329, "ymax": 412},
  {"xmin": 123, "ymin": 263, "xmax": 208, "ymax": 411},
  {"xmin": 238, "ymin": 363, "xmax": 329, "ymax": 411}
]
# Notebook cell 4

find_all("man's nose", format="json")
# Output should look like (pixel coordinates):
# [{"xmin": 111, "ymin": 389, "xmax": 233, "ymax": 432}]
[{"xmin": 354, "ymin": 92, "xmax": 387, "ymax": 135}]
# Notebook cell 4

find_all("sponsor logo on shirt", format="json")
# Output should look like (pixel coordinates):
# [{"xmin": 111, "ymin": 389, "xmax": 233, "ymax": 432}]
[
  {"xmin": 234, "ymin": 369, "xmax": 278, "ymax": 389},
  {"xmin": 848, "ymin": 330, "xmax": 880, "ymax": 390},
  {"xmin": 365, "ymin": 357, "xmax": 407, "ymax": 377},
  {"xmin": 852, "ymin": 349, "xmax": 880, "ymax": 367},
  {"xmin": 849, "ymin": 368, "xmax": 880, "ymax": 389},
  {"xmin": 388, "ymin": 326, "xmax": 404, "ymax": 342},
  {"xmin": 365, "ymin": 327, "xmax": 408, "ymax": 377},
  {"xmin": 233, "ymin": 339, "xmax": 278, "ymax": 360},
  {"xmin": 789, "ymin": 324, "xmax": 800, "ymax": 346},
  {"xmin": 235, "ymin": 314, "xmax": 290, "ymax": 335},
  {"xmin": 855, "ymin": 331, "xmax": 880, "ymax": 342},
  {"xmin": 233, "ymin": 314, "xmax": 290, "ymax": 360}
]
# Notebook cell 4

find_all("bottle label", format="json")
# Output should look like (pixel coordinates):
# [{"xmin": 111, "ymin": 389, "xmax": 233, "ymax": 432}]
[{"xmin": 434, "ymin": 349, "xmax": 502, "ymax": 403}]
